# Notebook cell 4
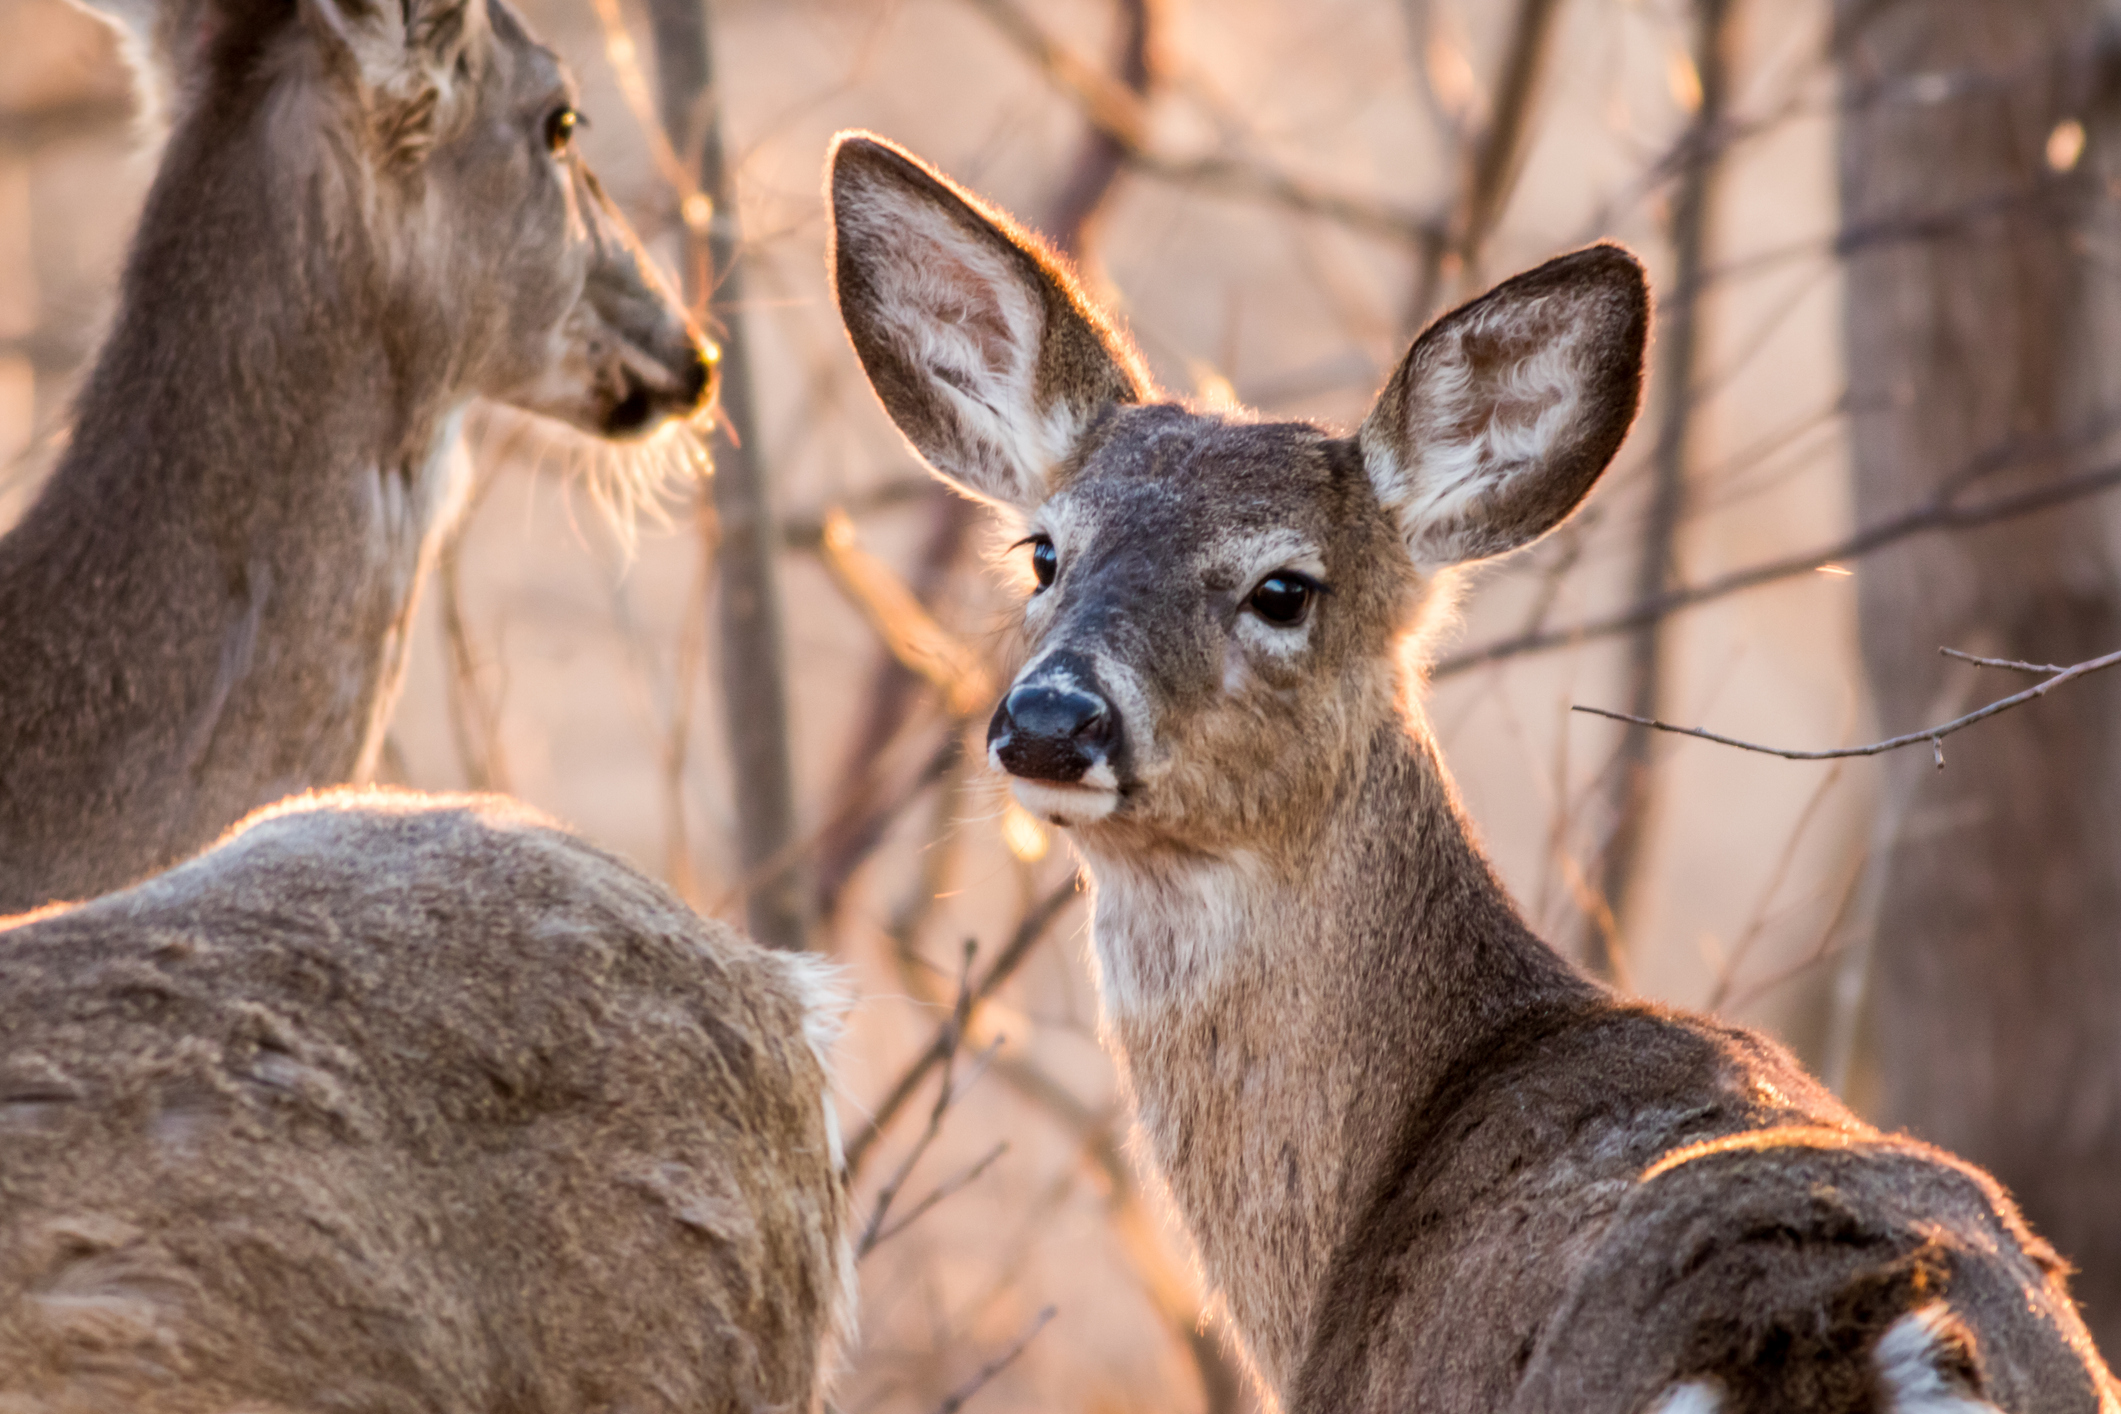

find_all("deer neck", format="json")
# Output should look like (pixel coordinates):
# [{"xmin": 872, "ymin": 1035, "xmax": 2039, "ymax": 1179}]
[
  {"xmin": 0, "ymin": 118, "xmax": 472, "ymax": 906},
  {"xmin": 1079, "ymin": 711, "xmax": 1598, "ymax": 1399}
]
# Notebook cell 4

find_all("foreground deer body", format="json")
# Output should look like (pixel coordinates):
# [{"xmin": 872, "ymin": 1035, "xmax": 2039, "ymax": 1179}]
[
  {"xmin": 0, "ymin": 0, "xmax": 713, "ymax": 913},
  {"xmin": 0, "ymin": 789, "xmax": 852, "ymax": 1411},
  {"xmin": 828, "ymin": 133, "xmax": 2120, "ymax": 1414}
]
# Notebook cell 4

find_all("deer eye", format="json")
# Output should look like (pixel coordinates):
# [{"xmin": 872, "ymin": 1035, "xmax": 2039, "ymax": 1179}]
[
  {"xmin": 1028, "ymin": 536, "xmax": 1058, "ymax": 590},
  {"xmin": 1247, "ymin": 571, "xmax": 1318, "ymax": 627},
  {"xmin": 544, "ymin": 105, "xmax": 580, "ymax": 155}
]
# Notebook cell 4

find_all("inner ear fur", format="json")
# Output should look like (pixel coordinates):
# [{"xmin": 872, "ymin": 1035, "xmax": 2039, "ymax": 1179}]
[
  {"xmin": 1359, "ymin": 243, "xmax": 1650, "ymax": 568},
  {"xmin": 827, "ymin": 131, "xmax": 1154, "ymax": 514}
]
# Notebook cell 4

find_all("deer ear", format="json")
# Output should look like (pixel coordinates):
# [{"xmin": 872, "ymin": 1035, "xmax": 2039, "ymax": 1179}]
[
  {"xmin": 1358, "ymin": 244, "xmax": 1649, "ymax": 569},
  {"xmin": 828, "ymin": 131, "xmax": 1154, "ymax": 515},
  {"xmin": 69, "ymin": 0, "xmax": 483, "ymax": 139},
  {"xmin": 300, "ymin": 0, "xmax": 486, "ymax": 128}
]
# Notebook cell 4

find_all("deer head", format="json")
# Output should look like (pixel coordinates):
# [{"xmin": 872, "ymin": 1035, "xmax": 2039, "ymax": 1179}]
[
  {"xmin": 74, "ymin": 0, "xmax": 711, "ymax": 440},
  {"xmin": 829, "ymin": 132, "xmax": 1648, "ymax": 864}
]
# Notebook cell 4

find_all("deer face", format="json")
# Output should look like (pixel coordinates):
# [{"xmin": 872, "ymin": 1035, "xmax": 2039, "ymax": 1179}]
[
  {"xmin": 88, "ymin": 0, "xmax": 712, "ymax": 440},
  {"xmin": 417, "ymin": 0, "xmax": 714, "ymax": 438},
  {"xmin": 829, "ymin": 133, "xmax": 1647, "ymax": 859}
]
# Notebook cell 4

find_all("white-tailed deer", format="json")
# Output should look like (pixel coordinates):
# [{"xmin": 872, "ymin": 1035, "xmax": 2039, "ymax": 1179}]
[
  {"xmin": 0, "ymin": 0, "xmax": 714, "ymax": 913},
  {"xmin": 0, "ymin": 788, "xmax": 853, "ymax": 1411},
  {"xmin": 828, "ymin": 132, "xmax": 2121, "ymax": 1414}
]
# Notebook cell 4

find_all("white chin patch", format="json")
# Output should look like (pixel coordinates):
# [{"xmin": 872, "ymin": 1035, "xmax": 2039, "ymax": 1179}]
[{"xmin": 1009, "ymin": 777, "xmax": 1119, "ymax": 826}]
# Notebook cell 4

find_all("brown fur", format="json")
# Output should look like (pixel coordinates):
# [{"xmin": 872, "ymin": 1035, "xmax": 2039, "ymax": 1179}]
[
  {"xmin": 0, "ymin": 0, "xmax": 713, "ymax": 913},
  {"xmin": 0, "ymin": 789, "xmax": 852, "ymax": 1412},
  {"xmin": 827, "ymin": 131, "xmax": 2120, "ymax": 1414}
]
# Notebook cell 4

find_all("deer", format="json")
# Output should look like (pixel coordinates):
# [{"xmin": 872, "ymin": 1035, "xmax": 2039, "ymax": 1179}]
[
  {"xmin": 826, "ymin": 131, "xmax": 2121, "ymax": 1414},
  {"xmin": 0, "ymin": 787, "xmax": 854, "ymax": 1411},
  {"xmin": 0, "ymin": 0, "xmax": 715, "ymax": 914}
]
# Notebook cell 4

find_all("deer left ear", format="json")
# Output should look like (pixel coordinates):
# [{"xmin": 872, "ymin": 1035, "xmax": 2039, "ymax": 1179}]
[{"xmin": 1357, "ymin": 244, "xmax": 1650, "ymax": 569}]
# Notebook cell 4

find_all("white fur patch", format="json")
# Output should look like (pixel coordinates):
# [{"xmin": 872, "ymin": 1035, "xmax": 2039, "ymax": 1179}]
[
  {"xmin": 1005, "ymin": 774, "xmax": 1120, "ymax": 826},
  {"xmin": 1873, "ymin": 1305, "xmax": 2001, "ymax": 1413},
  {"xmin": 1081, "ymin": 849, "xmax": 1264, "ymax": 1018},
  {"xmin": 768, "ymin": 948, "xmax": 860, "ymax": 1373},
  {"xmin": 773, "ymin": 950, "xmax": 852, "ymax": 1174},
  {"xmin": 1647, "ymin": 1381, "xmax": 1722, "ymax": 1414}
]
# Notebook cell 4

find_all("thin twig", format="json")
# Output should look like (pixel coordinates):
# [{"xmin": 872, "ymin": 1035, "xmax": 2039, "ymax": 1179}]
[
  {"xmin": 1705, "ymin": 760, "xmax": 1846, "ymax": 1011},
  {"xmin": 963, "ymin": 0, "xmax": 1441, "ymax": 250},
  {"xmin": 845, "ymin": 875, "xmax": 1084, "ymax": 1175},
  {"xmin": 858, "ymin": 940, "xmax": 980, "ymax": 1258},
  {"xmin": 1938, "ymin": 647, "xmax": 2070, "ymax": 675},
  {"xmin": 1435, "ymin": 460, "xmax": 2121, "ymax": 678},
  {"xmin": 930, "ymin": 1305, "xmax": 1060, "ymax": 1414},
  {"xmin": 868, "ymin": 1140, "xmax": 1011, "ymax": 1253},
  {"xmin": 1572, "ymin": 645, "xmax": 2121, "ymax": 763}
]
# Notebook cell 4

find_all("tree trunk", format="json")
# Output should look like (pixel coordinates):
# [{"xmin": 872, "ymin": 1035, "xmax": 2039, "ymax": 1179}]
[
  {"xmin": 648, "ymin": 0, "xmax": 810, "ymax": 951},
  {"xmin": 1838, "ymin": 0, "xmax": 2121, "ymax": 1354}
]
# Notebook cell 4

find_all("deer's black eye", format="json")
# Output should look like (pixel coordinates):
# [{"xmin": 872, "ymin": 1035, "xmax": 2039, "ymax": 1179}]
[
  {"xmin": 544, "ymin": 105, "xmax": 580, "ymax": 155},
  {"xmin": 1029, "ymin": 536, "xmax": 1058, "ymax": 590},
  {"xmin": 1248, "ymin": 572, "xmax": 1317, "ymax": 627}
]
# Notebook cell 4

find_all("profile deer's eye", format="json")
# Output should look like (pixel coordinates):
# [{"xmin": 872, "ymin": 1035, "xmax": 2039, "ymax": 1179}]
[
  {"xmin": 1247, "ymin": 571, "xmax": 1318, "ymax": 627},
  {"xmin": 1027, "ymin": 536, "xmax": 1058, "ymax": 590},
  {"xmin": 544, "ymin": 106, "xmax": 580, "ymax": 155}
]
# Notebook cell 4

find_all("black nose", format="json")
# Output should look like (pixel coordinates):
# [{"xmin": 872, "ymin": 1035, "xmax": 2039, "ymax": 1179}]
[{"xmin": 990, "ymin": 682, "xmax": 1116, "ymax": 784}]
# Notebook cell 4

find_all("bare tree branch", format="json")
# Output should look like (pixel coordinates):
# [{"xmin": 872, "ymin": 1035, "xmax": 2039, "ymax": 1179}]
[
  {"xmin": 1586, "ymin": 0, "xmax": 1741, "ymax": 978},
  {"xmin": 638, "ymin": 0, "xmax": 809, "ymax": 951},
  {"xmin": 1406, "ymin": 0, "xmax": 1567, "ymax": 327},
  {"xmin": 1433, "ymin": 459, "xmax": 2121, "ymax": 678},
  {"xmin": 929, "ymin": 1305, "xmax": 1059, "ymax": 1414},
  {"xmin": 845, "ymin": 875, "xmax": 1084, "ymax": 1175},
  {"xmin": 858, "ymin": 939, "xmax": 993, "ymax": 1259},
  {"xmin": 964, "ymin": 0, "xmax": 1440, "ymax": 250},
  {"xmin": 867, "ymin": 1140, "xmax": 1010, "ymax": 1254},
  {"xmin": 1572, "ymin": 645, "xmax": 2121, "ymax": 763},
  {"xmin": 1938, "ymin": 647, "xmax": 2071, "ymax": 674}
]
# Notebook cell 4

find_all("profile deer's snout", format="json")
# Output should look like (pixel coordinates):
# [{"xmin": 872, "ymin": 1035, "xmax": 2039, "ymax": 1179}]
[{"xmin": 989, "ymin": 661, "xmax": 1120, "ymax": 787}]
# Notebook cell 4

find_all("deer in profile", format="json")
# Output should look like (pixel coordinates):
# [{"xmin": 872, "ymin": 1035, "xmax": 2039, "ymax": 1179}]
[
  {"xmin": 0, "ymin": 0, "xmax": 714, "ymax": 913},
  {"xmin": 828, "ymin": 132, "xmax": 2121, "ymax": 1414},
  {"xmin": 0, "ymin": 788, "xmax": 853, "ymax": 1411}
]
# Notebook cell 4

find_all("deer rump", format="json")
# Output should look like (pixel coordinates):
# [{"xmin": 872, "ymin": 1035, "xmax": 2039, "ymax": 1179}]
[{"xmin": 0, "ymin": 791, "xmax": 851, "ymax": 1413}]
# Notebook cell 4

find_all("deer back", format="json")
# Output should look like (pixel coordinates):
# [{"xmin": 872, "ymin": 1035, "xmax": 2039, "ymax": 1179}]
[{"xmin": 0, "ymin": 790, "xmax": 852, "ymax": 1411}]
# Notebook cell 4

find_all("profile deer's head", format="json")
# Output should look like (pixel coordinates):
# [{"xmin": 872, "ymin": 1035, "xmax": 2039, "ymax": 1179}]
[
  {"xmin": 75, "ymin": 0, "xmax": 712, "ymax": 440},
  {"xmin": 829, "ymin": 133, "xmax": 1648, "ymax": 859}
]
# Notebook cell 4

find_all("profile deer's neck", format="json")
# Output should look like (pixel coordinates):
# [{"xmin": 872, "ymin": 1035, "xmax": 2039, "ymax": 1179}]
[
  {"xmin": 0, "ymin": 114, "xmax": 469, "ymax": 909},
  {"xmin": 1081, "ymin": 701, "xmax": 1598, "ymax": 1396}
]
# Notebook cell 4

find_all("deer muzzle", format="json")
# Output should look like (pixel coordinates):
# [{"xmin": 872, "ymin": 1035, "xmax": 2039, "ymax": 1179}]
[{"xmin": 987, "ymin": 656, "xmax": 1122, "ymax": 797}]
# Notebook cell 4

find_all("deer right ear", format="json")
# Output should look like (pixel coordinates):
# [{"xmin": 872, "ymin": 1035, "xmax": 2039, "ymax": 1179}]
[
  {"xmin": 1358, "ymin": 244, "xmax": 1650, "ymax": 569},
  {"xmin": 828, "ymin": 132, "xmax": 1153, "ymax": 515}
]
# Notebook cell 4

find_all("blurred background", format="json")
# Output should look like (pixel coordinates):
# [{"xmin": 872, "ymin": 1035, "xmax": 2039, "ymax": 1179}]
[{"xmin": 4, "ymin": 0, "xmax": 2118, "ymax": 1407}]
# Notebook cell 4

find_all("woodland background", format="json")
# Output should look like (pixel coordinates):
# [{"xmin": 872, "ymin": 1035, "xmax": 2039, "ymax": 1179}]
[{"xmin": 3, "ymin": 0, "xmax": 2118, "ymax": 1408}]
